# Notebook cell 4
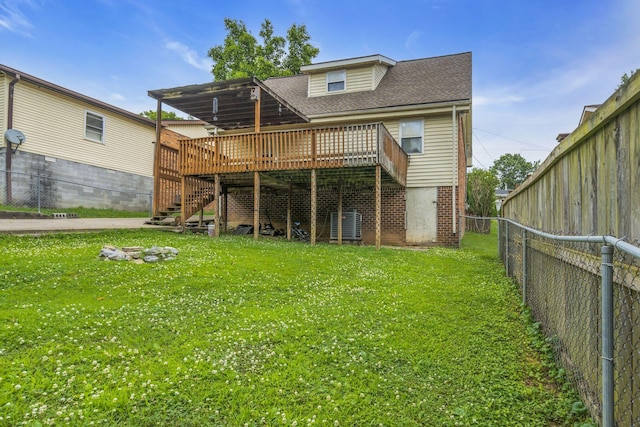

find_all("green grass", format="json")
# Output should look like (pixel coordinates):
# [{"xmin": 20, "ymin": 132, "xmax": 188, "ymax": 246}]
[
  {"xmin": 0, "ymin": 205, "xmax": 149, "ymax": 218},
  {"xmin": 0, "ymin": 230, "xmax": 591, "ymax": 426}
]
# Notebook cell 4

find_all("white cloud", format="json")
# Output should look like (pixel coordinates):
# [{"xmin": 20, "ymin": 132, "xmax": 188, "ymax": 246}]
[
  {"xmin": 165, "ymin": 41, "xmax": 211, "ymax": 72},
  {"xmin": 404, "ymin": 31, "xmax": 421, "ymax": 54},
  {"xmin": 110, "ymin": 93, "xmax": 125, "ymax": 101},
  {"xmin": 474, "ymin": 94, "xmax": 525, "ymax": 107},
  {"xmin": 0, "ymin": 0, "xmax": 36, "ymax": 35}
]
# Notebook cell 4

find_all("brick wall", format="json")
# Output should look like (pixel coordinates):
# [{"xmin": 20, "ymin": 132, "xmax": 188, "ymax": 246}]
[
  {"xmin": 437, "ymin": 186, "xmax": 462, "ymax": 247},
  {"xmin": 226, "ymin": 185, "xmax": 406, "ymax": 246}
]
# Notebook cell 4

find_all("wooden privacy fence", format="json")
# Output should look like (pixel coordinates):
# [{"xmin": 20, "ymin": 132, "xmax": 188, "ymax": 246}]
[
  {"xmin": 178, "ymin": 123, "xmax": 407, "ymax": 186},
  {"xmin": 502, "ymin": 71, "xmax": 640, "ymax": 242}
]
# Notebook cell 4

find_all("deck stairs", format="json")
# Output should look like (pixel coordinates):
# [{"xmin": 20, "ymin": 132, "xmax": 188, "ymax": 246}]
[{"xmin": 145, "ymin": 188, "xmax": 217, "ymax": 226}]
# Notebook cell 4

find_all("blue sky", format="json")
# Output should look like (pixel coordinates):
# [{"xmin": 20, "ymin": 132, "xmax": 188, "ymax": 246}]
[{"xmin": 2, "ymin": 0, "xmax": 639, "ymax": 169}]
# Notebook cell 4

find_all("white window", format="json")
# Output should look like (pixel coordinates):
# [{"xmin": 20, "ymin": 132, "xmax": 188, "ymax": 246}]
[
  {"xmin": 400, "ymin": 119, "xmax": 424, "ymax": 154},
  {"xmin": 85, "ymin": 111, "xmax": 104, "ymax": 143},
  {"xmin": 327, "ymin": 70, "xmax": 346, "ymax": 92}
]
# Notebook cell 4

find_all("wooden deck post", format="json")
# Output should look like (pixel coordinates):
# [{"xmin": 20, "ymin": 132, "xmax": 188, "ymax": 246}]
[
  {"xmin": 375, "ymin": 165, "xmax": 381, "ymax": 251},
  {"xmin": 287, "ymin": 182, "xmax": 292, "ymax": 241},
  {"xmin": 223, "ymin": 186, "xmax": 228, "ymax": 234},
  {"xmin": 311, "ymin": 169, "xmax": 317, "ymax": 246},
  {"xmin": 337, "ymin": 179, "xmax": 343, "ymax": 245},
  {"xmin": 180, "ymin": 176, "xmax": 186, "ymax": 233},
  {"xmin": 214, "ymin": 173, "xmax": 220, "ymax": 237},
  {"xmin": 254, "ymin": 171, "xmax": 260, "ymax": 240}
]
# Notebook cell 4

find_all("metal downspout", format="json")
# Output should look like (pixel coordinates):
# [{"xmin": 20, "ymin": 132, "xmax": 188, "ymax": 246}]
[
  {"xmin": 452, "ymin": 105, "xmax": 457, "ymax": 235},
  {"xmin": 5, "ymin": 73, "xmax": 21, "ymax": 204}
]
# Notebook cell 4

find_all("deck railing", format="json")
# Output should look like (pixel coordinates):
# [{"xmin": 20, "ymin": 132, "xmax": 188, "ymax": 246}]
[{"xmin": 179, "ymin": 123, "xmax": 407, "ymax": 186}]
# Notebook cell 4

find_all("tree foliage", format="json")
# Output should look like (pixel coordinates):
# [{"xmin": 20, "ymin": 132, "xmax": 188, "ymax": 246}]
[
  {"xmin": 208, "ymin": 18, "xmax": 319, "ymax": 81},
  {"xmin": 619, "ymin": 68, "xmax": 639, "ymax": 88},
  {"xmin": 140, "ymin": 110, "xmax": 184, "ymax": 121},
  {"xmin": 466, "ymin": 168, "xmax": 500, "ymax": 217},
  {"xmin": 490, "ymin": 153, "xmax": 540, "ymax": 190}
]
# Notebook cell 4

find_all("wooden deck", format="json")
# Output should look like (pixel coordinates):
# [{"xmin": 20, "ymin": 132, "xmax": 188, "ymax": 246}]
[{"xmin": 178, "ymin": 123, "xmax": 407, "ymax": 187}]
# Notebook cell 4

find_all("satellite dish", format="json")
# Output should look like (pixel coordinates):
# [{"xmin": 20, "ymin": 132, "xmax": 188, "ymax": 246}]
[
  {"xmin": 5, "ymin": 129, "xmax": 26, "ymax": 153},
  {"xmin": 5, "ymin": 129, "xmax": 26, "ymax": 145}
]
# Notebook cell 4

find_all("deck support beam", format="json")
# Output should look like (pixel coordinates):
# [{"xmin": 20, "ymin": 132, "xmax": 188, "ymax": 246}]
[
  {"xmin": 180, "ymin": 177, "xmax": 186, "ymax": 232},
  {"xmin": 376, "ymin": 165, "xmax": 381, "ymax": 251},
  {"xmin": 311, "ymin": 169, "xmax": 317, "ymax": 246},
  {"xmin": 337, "ymin": 180, "xmax": 343, "ymax": 245},
  {"xmin": 223, "ymin": 186, "xmax": 228, "ymax": 234},
  {"xmin": 254, "ymin": 171, "xmax": 260, "ymax": 240},
  {"xmin": 214, "ymin": 174, "xmax": 220, "ymax": 237}
]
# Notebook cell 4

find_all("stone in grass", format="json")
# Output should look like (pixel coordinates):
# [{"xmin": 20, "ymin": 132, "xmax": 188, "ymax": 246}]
[{"xmin": 98, "ymin": 245, "xmax": 178, "ymax": 263}]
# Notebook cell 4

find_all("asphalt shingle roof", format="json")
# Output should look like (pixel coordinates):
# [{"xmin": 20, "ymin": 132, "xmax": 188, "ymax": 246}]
[{"xmin": 263, "ymin": 52, "xmax": 471, "ymax": 117}]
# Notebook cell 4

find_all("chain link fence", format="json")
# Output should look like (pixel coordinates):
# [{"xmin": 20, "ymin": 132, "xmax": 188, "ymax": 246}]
[
  {"xmin": 494, "ymin": 218, "xmax": 640, "ymax": 427},
  {"xmin": 1, "ymin": 169, "xmax": 152, "ymax": 214}
]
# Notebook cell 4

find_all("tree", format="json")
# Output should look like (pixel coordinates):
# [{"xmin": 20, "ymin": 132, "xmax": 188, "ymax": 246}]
[
  {"xmin": 490, "ymin": 153, "xmax": 540, "ymax": 190},
  {"xmin": 140, "ymin": 110, "xmax": 184, "ymax": 121},
  {"xmin": 208, "ymin": 18, "xmax": 319, "ymax": 81},
  {"xmin": 466, "ymin": 168, "xmax": 499, "ymax": 233},
  {"xmin": 467, "ymin": 168, "xmax": 500, "ymax": 217}
]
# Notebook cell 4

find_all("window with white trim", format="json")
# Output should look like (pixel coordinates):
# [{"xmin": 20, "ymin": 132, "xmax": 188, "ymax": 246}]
[
  {"xmin": 399, "ymin": 119, "xmax": 424, "ymax": 154},
  {"xmin": 327, "ymin": 70, "xmax": 346, "ymax": 92},
  {"xmin": 85, "ymin": 111, "xmax": 104, "ymax": 143}
]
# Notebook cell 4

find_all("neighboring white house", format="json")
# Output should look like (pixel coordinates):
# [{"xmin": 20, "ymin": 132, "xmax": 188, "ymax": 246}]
[{"xmin": 1, "ymin": 64, "xmax": 156, "ymax": 211}]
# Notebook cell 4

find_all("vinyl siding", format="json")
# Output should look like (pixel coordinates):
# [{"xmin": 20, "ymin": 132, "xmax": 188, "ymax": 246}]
[
  {"xmin": 11, "ymin": 81, "xmax": 155, "ymax": 177},
  {"xmin": 308, "ymin": 66, "xmax": 379, "ymax": 97},
  {"xmin": 165, "ymin": 123, "xmax": 210, "ymax": 139},
  {"xmin": 308, "ymin": 73, "xmax": 326, "ymax": 97},
  {"xmin": 346, "ymin": 67, "xmax": 373, "ymax": 92},
  {"xmin": 384, "ymin": 114, "xmax": 454, "ymax": 187}
]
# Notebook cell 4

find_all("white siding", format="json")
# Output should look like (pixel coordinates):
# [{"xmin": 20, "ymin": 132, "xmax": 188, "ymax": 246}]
[
  {"xmin": 165, "ymin": 123, "xmax": 210, "ymax": 139},
  {"xmin": 384, "ymin": 114, "xmax": 454, "ymax": 187},
  {"xmin": 11, "ymin": 81, "xmax": 155, "ymax": 177}
]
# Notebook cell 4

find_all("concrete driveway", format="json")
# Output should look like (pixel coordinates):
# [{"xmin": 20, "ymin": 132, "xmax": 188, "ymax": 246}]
[{"xmin": 0, "ymin": 217, "xmax": 171, "ymax": 234}]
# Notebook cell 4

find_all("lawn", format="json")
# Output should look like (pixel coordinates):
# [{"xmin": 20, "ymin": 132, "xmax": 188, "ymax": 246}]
[{"xmin": 0, "ymin": 229, "xmax": 590, "ymax": 426}]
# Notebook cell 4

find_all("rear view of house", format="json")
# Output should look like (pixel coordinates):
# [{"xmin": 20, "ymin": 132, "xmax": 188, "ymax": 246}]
[
  {"xmin": 0, "ymin": 65, "xmax": 156, "ymax": 212},
  {"xmin": 148, "ymin": 52, "xmax": 472, "ymax": 247}
]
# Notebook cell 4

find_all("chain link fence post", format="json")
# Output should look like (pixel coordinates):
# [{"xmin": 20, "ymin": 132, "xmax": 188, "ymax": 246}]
[
  {"xmin": 522, "ymin": 228, "xmax": 527, "ymax": 305},
  {"xmin": 601, "ymin": 244, "xmax": 614, "ymax": 427},
  {"xmin": 505, "ymin": 221, "xmax": 509, "ymax": 277},
  {"xmin": 37, "ymin": 171, "xmax": 41, "ymax": 213}
]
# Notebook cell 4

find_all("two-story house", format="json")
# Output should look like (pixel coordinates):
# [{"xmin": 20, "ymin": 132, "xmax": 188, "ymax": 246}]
[
  {"xmin": 148, "ymin": 52, "xmax": 472, "ymax": 247},
  {"xmin": 1, "ymin": 64, "xmax": 156, "ymax": 212}
]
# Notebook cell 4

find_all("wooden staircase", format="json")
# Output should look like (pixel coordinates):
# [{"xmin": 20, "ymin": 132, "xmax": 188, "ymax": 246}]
[
  {"xmin": 145, "ymin": 201, "xmax": 182, "ymax": 226},
  {"xmin": 145, "ymin": 185, "xmax": 217, "ymax": 226}
]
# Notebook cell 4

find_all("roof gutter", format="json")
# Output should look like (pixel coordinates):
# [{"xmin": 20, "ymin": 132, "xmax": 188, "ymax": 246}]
[{"xmin": 306, "ymin": 99, "xmax": 471, "ymax": 121}]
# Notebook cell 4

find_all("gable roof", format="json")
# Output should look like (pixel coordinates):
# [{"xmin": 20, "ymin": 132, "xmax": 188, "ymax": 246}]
[
  {"xmin": 263, "ymin": 52, "xmax": 472, "ymax": 117},
  {"xmin": 0, "ymin": 64, "xmax": 154, "ymax": 128},
  {"xmin": 146, "ymin": 52, "xmax": 472, "ymax": 129}
]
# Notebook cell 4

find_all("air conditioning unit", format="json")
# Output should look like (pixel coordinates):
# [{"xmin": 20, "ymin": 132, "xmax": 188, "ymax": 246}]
[{"xmin": 330, "ymin": 210, "xmax": 362, "ymax": 241}]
